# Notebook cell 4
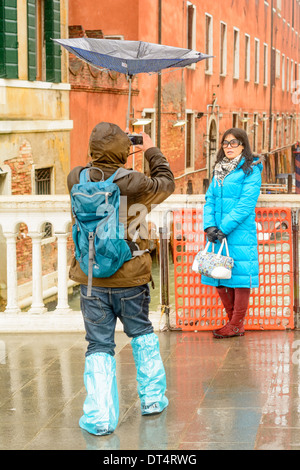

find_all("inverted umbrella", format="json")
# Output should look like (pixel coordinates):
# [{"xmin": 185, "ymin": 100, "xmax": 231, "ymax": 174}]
[{"xmin": 54, "ymin": 38, "xmax": 213, "ymax": 127}]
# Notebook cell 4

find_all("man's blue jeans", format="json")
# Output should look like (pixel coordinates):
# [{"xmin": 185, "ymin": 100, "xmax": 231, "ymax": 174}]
[{"xmin": 80, "ymin": 284, "xmax": 154, "ymax": 357}]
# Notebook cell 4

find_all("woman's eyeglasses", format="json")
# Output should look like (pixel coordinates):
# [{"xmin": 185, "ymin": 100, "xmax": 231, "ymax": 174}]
[{"xmin": 222, "ymin": 139, "xmax": 242, "ymax": 148}]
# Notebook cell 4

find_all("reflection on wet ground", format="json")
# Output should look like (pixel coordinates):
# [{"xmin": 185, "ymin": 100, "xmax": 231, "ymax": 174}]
[{"xmin": 1, "ymin": 329, "xmax": 300, "ymax": 450}]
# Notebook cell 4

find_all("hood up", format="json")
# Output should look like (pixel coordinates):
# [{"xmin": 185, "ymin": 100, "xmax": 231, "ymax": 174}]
[
  {"xmin": 252, "ymin": 153, "xmax": 265, "ymax": 173},
  {"xmin": 235, "ymin": 154, "xmax": 264, "ymax": 173},
  {"xmin": 88, "ymin": 122, "xmax": 131, "ymax": 170}
]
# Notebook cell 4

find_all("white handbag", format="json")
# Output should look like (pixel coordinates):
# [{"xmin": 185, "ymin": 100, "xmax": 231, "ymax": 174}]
[{"xmin": 192, "ymin": 238, "xmax": 234, "ymax": 279}]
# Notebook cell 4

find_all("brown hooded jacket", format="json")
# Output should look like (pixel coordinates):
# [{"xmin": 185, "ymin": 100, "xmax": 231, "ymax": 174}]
[{"xmin": 67, "ymin": 122, "xmax": 175, "ymax": 288}]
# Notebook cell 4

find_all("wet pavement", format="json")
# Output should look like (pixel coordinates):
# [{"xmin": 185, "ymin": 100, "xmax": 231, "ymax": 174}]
[{"xmin": 1, "ymin": 328, "xmax": 300, "ymax": 450}]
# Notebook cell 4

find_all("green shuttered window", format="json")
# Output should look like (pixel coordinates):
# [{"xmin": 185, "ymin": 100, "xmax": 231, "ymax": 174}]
[
  {"xmin": 44, "ymin": 0, "xmax": 61, "ymax": 82},
  {"xmin": 0, "ymin": 0, "xmax": 62, "ymax": 82},
  {"xmin": 26, "ymin": 0, "xmax": 61, "ymax": 83},
  {"xmin": 27, "ymin": 0, "xmax": 36, "ymax": 81},
  {"xmin": 0, "ymin": 0, "xmax": 18, "ymax": 79}
]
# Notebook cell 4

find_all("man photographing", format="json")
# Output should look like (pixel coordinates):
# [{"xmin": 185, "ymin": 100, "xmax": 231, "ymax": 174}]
[{"xmin": 67, "ymin": 122, "xmax": 175, "ymax": 436}]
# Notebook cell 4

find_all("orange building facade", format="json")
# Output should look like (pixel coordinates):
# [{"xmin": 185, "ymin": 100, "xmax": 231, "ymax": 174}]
[{"xmin": 68, "ymin": 0, "xmax": 300, "ymax": 193}]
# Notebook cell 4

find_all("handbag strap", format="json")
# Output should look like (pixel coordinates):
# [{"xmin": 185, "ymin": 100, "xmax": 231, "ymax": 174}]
[
  {"xmin": 204, "ymin": 239, "xmax": 229, "ymax": 257},
  {"xmin": 216, "ymin": 238, "xmax": 229, "ymax": 257},
  {"xmin": 203, "ymin": 241, "xmax": 215, "ymax": 254}
]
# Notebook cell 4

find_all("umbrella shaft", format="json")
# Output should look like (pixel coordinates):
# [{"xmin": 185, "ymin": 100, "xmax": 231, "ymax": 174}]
[{"xmin": 126, "ymin": 76, "xmax": 132, "ymax": 129}]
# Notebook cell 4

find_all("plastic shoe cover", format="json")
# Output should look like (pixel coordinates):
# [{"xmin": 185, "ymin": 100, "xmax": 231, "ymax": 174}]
[
  {"xmin": 79, "ymin": 352, "xmax": 119, "ymax": 435},
  {"xmin": 131, "ymin": 333, "xmax": 168, "ymax": 415}
]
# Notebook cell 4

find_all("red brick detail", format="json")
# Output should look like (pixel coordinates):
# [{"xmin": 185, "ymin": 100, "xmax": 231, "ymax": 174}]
[{"xmin": 4, "ymin": 140, "xmax": 33, "ymax": 195}]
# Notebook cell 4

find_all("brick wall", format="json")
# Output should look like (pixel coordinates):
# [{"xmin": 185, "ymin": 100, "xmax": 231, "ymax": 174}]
[{"xmin": 5, "ymin": 140, "xmax": 33, "ymax": 195}]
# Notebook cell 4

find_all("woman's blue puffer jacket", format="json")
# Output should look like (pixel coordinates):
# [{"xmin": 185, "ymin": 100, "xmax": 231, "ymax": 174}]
[{"xmin": 202, "ymin": 156, "xmax": 263, "ymax": 288}]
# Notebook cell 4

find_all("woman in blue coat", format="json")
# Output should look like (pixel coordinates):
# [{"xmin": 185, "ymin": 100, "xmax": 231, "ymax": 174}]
[{"xmin": 203, "ymin": 128, "xmax": 263, "ymax": 338}]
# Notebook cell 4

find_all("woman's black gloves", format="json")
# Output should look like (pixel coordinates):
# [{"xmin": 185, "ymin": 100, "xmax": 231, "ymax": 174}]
[
  {"xmin": 216, "ymin": 230, "xmax": 226, "ymax": 242},
  {"xmin": 205, "ymin": 227, "xmax": 226, "ymax": 243},
  {"xmin": 204, "ymin": 226, "xmax": 218, "ymax": 243}
]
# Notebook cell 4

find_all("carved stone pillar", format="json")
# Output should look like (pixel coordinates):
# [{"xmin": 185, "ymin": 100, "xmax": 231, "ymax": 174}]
[
  {"xmin": 3, "ymin": 232, "xmax": 21, "ymax": 314},
  {"xmin": 54, "ymin": 232, "xmax": 71, "ymax": 313},
  {"xmin": 28, "ymin": 232, "xmax": 47, "ymax": 314}
]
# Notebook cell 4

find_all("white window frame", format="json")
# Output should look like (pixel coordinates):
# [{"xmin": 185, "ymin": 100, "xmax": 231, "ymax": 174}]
[
  {"xmin": 253, "ymin": 113, "xmax": 258, "ymax": 152},
  {"xmin": 275, "ymin": 49, "xmax": 281, "ymax": 78},
  {"xmin": 187, "ymin": 2, "xmax": 197, "ymax": 69},
  {"xmin": 263, "ymin": 43, "xmax": 268, "ymax": 86},
  {"xmin": 282, "ymin": 114, "xmax": 286, "ymax": 144},
  {"xmin": 286, "ymin": 116, "xmax": 290, "ymax": 143},
  {"xmin": 291, "ymin": 59, "xmax": 294, "ymax": 93},
  {"xmin": 254, "ymin": 38, "xmax": 260, "ymax": 84},
  {"xmin": 232, "ymin": 112, "xmax": 239, "ymax": 127},
  {"xmin": 141, "ymin": 108, "xmax": 156, "ymax": 144},
  {"xmin": 242, "ymin": 112, "xmax": 249, "ymax": 132},
  {"xmin": 286, "ymin": 57, "xmax": 290, "ymax": 91},
  {"xmin": 140, "ymin": 108, "xmax": 156, "ymax": 175},
  {"xmin": 262, "ymin": 113, "xmax": 267, "ymax": 151},
  {"xmin": 185, "ymin": 110, "xmax": 195, "ymax": 169},
  {"xmin": 282, "ymin": 53, "xmax": 285, "ymax": 91},
  {"xmin": 233, "ymin": 27, "xmax": 240, "ymax": 79},
  {"xmin": 276, "ymin": 113, "xmax": 281, "ymax": 147},
  {"xmin": 205, "ymin": 13, "xmax": 213, "ymax": 74},
  {"xmin": 220, "ymin": 21, "xmax": 227, "ymax": 76},
  {"xmin": 244, "ymin": 34, "xmax": 250, "ymax": 82},
  {"xmin": 270, "ymin": 114, "xmax": 274, "ymax": 149}
]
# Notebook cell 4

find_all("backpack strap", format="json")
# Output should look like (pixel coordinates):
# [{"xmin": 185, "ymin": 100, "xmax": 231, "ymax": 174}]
[
  {"xmin": 127, "ymin": 230, "xmax": 149, "ymax": 258},
  {"xmin": 112, "ymin": 167, "xmax": 137, "ymax": 181},
  {"xmin": 80, "ymin": 166, "xmax": 135, "ymax": 184},
  {"xmin": 80, "ymin": 167, "xmax": 105, "ymax": 184},
  {"xmin": 132, "ymin": 249, "xmax": 150, "ymax": 257},
  {"xmin": 87, "ymin": 232, "xmax": 95, "ymax": 297}
]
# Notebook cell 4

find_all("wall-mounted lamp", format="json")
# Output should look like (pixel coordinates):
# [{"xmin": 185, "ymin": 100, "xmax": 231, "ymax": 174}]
[
  {"xmin": 173, "ymin": 120, "xmax": 187, "ymax": 127},
  {"xmin": 132, "ymin": 118, "xmax": 153, "ymax": 126}
]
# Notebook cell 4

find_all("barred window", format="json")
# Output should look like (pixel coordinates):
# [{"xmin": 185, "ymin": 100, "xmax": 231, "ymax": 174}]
[
  {"xmin": 35, "ymin": 167, "xmax": 52, "ymax": 195},
  {"xmin": 35, "ymin": 167, "xmax": 53, "ymax": 238}
]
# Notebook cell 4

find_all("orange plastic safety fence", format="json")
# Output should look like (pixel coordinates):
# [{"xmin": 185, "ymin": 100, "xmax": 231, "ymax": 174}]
[{"xmin": 173, "ymin": 208, "xmax": 294, "ymax": 331}]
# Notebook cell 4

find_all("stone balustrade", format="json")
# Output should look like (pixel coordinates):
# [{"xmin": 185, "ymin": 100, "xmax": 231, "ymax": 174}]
[
  {"xmin": 0, "ymin": 195, "xmax": 72, "ymax": 315},
  {"xmin": 0, "ymin": 193, "xmax": 300, "ymax": 318}
]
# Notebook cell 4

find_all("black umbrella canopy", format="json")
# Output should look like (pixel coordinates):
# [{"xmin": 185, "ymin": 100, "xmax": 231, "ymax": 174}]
[{"xmin": 54, "ymin": 37, "xmax": 212, "ymax": 75}]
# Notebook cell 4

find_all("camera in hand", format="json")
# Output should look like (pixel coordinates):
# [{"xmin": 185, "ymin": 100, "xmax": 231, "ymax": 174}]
[{"xmin": 128, "ymin": 134, "xmax": 143, "ymax": 146}]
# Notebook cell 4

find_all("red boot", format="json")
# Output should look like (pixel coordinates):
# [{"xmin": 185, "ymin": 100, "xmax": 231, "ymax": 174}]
[
  {"xmin": 213, "ymin": 287, "xmax": 235, "ymax": 335},
  {"xmin": 217, "ymin": 286, "xmax": 235, "ymax": 321},
  {"xmin": 213, "ymin": 288, "xmax": 250, "ymax": 339},
  {"xmin": 213, "ymin": 313, "xmax": 246, "ymax": 338}
]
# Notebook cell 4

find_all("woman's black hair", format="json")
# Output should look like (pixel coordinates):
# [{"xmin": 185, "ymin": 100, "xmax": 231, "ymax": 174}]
[{"xmin": 214, "ymin": 128, "xmax": 254, "ymax": 175}]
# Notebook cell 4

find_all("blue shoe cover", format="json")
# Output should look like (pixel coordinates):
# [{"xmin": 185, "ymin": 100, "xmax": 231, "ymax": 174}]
[
  {"xmin": 131, "ymin": 333, "xmax": 168, "ymax": 415},
  {"xmin": 79, "ymin": 352, "xmax": 119, "ymax": 435}
]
